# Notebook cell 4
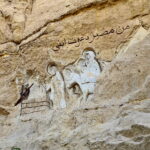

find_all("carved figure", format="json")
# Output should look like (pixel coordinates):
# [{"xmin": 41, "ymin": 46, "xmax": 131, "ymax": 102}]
[
  {"xmin": 63, "ymin": 47, "xmax": 101, "ymax": 103},
  {"xmin": 47, "ymin": 63, "xmax": 67, "ymax": 109},
  {"xmin": 15, "ymin": 83, "xmax": 33, "ymax": 106},
  {"xmin": 79, "ymin": 49, "xmax": 101, "ymax": 101}
]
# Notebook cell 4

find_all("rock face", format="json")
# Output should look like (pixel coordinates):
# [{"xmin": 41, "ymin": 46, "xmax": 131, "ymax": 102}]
[{"xmin": 0, "ymin": 0, "xmax": 150, "ymax": 150}]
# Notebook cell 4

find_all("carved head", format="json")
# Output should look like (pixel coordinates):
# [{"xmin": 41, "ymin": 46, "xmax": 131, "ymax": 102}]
[{"xmin": 82, "ymin": 47, "xmax": 96, "ymax": 60}]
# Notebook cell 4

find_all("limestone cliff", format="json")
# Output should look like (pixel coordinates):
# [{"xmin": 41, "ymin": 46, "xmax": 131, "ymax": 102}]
[{"xmin": 0, "ymin": 0, "xmax": 150, "ymax": 150}]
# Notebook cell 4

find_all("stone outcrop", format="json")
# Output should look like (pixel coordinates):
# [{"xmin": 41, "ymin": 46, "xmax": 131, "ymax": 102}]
[{"xmin": 0, "ymin": 0, "xmax": 150, "ymax": 150}]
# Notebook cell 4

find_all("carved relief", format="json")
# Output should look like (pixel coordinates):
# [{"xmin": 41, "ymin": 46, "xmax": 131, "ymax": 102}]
[
  {"xmin": 19, "ymin": 80, "xmax": 50, "ymax": 115},
  {"xmin": 46, "ymin": 63, "xmax": 67, "ymax": 109},
  {"xmin": 63, "ymin": 47, "xmax": 101, "ymax": 103},
  {"xmin": 16, "ymin": 47, "xmax": 103, "ymax": 113}
]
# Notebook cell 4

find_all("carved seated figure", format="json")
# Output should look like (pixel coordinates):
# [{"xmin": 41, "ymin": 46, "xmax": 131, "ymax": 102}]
[
  {"xmin": 79, "ymin": 48, "xmax": 101, "ymax": 102},
  {"xmin": 19, "ymin": 79, "xmax": 50, "ymax": 115},
  {"xmin": 63, "ymin": 47, "xmax": 101, "ymax": 103}
]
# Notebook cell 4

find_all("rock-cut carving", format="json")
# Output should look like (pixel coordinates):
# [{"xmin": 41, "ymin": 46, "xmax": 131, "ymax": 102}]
[
  {"xmin": 63, "ymin": 47, "xmax": 101, "ymax": 103},
  {"xmin": 16, "ymin": 48, "xmax": 101, "ymax": 111},
  {"xmin": 18, "ymin": 78, "xmax": 52, "ymax": 115},
  {"xmin": 46, "ymin": 63, "xmax": 67, "ymax": 109}
]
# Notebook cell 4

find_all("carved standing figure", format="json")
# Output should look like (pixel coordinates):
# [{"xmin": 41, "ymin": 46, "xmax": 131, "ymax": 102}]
[{"xmin": 46, "ymin": 63, "xmax": 67, "ymax": 109}]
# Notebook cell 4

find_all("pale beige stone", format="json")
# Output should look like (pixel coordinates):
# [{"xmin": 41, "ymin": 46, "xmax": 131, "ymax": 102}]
[{"xmin": 0, "ymin": 0, "xmax": 149, "ymax": 150}]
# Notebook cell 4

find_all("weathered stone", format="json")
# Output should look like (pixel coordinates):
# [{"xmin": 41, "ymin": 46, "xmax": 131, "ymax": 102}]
[{"xmin": 0, "ymin": 0, "xmax": 150, "ymax": 150}]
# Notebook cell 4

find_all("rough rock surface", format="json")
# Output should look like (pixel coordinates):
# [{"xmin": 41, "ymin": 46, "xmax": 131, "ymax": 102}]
[{"xmin": 0, "ymin": 0, "xmax": 150, "ymax": 150}]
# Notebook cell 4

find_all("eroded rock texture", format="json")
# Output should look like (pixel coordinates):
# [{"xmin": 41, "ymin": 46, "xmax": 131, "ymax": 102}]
[{"xmin": 0, "ymin": 0, "xmax": 150, "ymax": 149}]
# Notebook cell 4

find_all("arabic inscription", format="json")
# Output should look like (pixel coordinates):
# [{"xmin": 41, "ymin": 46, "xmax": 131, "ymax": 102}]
[{"xmin": 52, "ymin": 25, "xmax": 130, "ymax": 51}]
